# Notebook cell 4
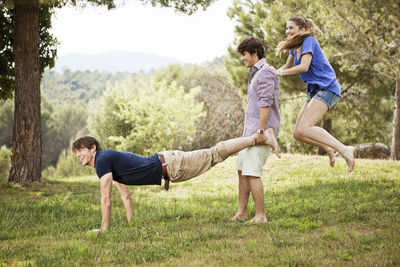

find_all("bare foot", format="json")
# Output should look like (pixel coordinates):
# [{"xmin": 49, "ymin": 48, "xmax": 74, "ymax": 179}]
[
  {"xmin": 326, "ymin": 148, "xmax": 336, "ymax": 167},
  {"xmin": 247, "ymin": 215, "xmax": 268, "ymax": 224},
  {"xmin": 264, "ymin": 128, "xmax": 281, "ymax": 158},
  {"xmin": 342, "ymin": 146, "xmax": 355, "ymax": 172},
  {"xmin": 231, "ymin": 213, "xmax": 248, "ymax": 222}
]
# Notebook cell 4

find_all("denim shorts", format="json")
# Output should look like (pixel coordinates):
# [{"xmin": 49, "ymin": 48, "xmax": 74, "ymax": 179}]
[{"xmin": 306, "ymin": 88, "xmax": 340, "ymax": 109}]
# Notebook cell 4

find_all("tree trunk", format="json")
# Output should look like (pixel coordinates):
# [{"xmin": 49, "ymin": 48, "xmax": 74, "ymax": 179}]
[
  {"xmin": 9, "ymin": 0, "xmax": 42, "ymax": 183},
  {"xmin": 391, "ymin": 78, "xmax": 400, "ymax": 160},
  {"xmin": 317, "ymin": 118, "xmax": 332, "ymax": 155}
]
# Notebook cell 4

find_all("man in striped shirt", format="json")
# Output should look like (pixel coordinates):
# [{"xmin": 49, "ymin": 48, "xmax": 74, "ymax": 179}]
[{"xmin": 231, "ymin": 37, "xmax": 281, "ymax": 224}]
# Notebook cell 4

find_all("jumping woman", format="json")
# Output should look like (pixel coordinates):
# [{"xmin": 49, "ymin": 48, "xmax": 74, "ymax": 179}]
[{"xmin": 269, "ymin": 16, "xmax": 355, "ymax": 172}]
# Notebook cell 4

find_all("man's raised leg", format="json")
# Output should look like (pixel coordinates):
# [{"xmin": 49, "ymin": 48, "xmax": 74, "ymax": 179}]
[
  {"xmin": 223, "ymin": 131, "xmax": 281, "ymax": 158},
  {"xmin": 163, "ymin": 131, "xmax": 280, "ymax": 183}
]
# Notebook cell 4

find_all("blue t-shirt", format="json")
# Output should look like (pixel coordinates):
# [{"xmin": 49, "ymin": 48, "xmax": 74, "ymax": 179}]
[
  {"xmin": 94, "ymin": 149, "xmax": 162, "ymax": 185},
  {"xmin": 290, "ymin": 36, "xmax": 341, "ymax": 96}
]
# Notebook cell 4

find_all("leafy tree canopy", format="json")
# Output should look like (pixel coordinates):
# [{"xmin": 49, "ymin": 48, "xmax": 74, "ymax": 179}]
[
  {"xmin": 153, "ymin": 64, "xmax": 245, "ymax": 150},
  {"xmin": 0, "ymin": 0, "xmax": 58, "ymax": 100},
  {"xmin": 89, "ymin": 77, "xmax": 205, "ymax": 155}
]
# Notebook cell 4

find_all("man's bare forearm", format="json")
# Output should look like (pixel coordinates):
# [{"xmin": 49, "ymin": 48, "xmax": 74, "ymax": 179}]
[
  {"xmin": 258, "ymin": 107, "xmax": 270, "ymax": 130},
  {"xmin": 122, "ymin": 194, "xmax": 133, "ymax": 222},
  {"xmin": 254, "ymin": 107, "xmax": 270, "ymax": 144},
  {"xmin": 114, "ymin": 182, "xmax": 134, "ymax": 223},
  {"xmin": 98, "ymin": 173, "xmax": 113, "ymax": 231},
  {"xmin": 101, "ymin": 196, "xmax": 111, "ymax": 230}
]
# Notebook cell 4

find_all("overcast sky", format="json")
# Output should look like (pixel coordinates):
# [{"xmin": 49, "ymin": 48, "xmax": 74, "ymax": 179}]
[{"xmin": 51, "ymin": 0, "xmax": 236, "ymax": 64}]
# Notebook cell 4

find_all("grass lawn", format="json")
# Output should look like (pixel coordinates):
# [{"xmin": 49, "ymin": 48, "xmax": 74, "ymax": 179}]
[{"xmin": 1, "ymin": 154, "xmax": 400, "ymax": 266}]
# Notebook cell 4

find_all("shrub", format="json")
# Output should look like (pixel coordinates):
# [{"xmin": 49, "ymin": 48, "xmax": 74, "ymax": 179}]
[
  {"xmin": 89, "ymin": 78, "xmax": 205, "ymax": 155},
  {"xmin": 48, "ymin": 149, "xmax": 95, "ymax": 178},
  {"xmin": 153, "ymin": 65, "xmax": 245, "ymax": 150},
  {"xmin": 0, "ymin": 146, "xmax": 11, "ymax": 182}
]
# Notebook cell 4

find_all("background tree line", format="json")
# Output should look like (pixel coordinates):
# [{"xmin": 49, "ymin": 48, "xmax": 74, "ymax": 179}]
[
  {"xmin": 1, "ymin": 54, "xmax": 395, "ymax": 182},
  {"xmin": 0, "ymin": 0, "xmax": 398, "ymax": 183},
  {"xmin": 0, "ymin": 63, "xmax": 245, "ymax": 180}
]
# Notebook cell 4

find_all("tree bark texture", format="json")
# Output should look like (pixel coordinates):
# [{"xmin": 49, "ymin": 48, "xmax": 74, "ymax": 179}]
[
  {"xmin": 391, "ymin": 78, "xmax": 400, "ymax": 160},
  {"xmin": 9, "ymin": 0, "xmax": 42, "ymax": 183},
  {"xmin": 317, "ymin": 118, "xmax": 332, "ymax": 155}
]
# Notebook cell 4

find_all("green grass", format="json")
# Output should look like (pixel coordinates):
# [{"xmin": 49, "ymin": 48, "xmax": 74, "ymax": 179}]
[{"xmin": 1, "ymin": 154, "xmax": 400, "ymax": 266}]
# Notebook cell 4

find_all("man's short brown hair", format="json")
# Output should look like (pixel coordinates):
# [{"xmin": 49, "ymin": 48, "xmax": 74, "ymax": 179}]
[
  {"xmin": 237, "ymin": 36, "xmax": 265, "ymax": 59},
  {"xmin": 72, "ymin": 136, "xmax": 102, "ymax": 152}
]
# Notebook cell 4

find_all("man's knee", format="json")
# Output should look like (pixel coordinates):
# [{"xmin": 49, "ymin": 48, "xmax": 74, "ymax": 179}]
[
  {"xmin": 214, "ymin": 141, "xmax": 230, "ymax": 162},
  {"xmin": 293, "ymin": 127, "xmax": 306, "ymax": 140},
  {"xmin": 293, "ymin": 130, "xmax": 301, "ymax": 140}
]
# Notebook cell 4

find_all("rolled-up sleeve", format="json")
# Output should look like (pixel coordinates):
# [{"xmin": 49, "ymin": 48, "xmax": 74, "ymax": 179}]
[{"xmin": 256, "ymin": 68, "xmax": 277, "ymax": 108}]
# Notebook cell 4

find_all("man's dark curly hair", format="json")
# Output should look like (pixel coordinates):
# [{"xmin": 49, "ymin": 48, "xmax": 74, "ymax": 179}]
[
  {"xmin": 72, "ymin": 136, "xmax": 102, "ymax": 152},
  {"xmin": 237, "ymin": 37, "xmax": 265, "ymax": 59}
]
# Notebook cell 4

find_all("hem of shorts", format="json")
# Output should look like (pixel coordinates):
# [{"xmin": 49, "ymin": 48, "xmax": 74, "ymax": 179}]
[
  {"xmin": 240, "ymin": 171, "xmax": 262, "ymax": 177},
  {"xmin": 314, "ymin": 96, "xmax": 330, "ymax": 107},
  {"xmin": 316, "ymin": 95, "xmax": 338, "ymax": 110},
  {"xmin": 308, "ymin": 95, "xmax": 337, "ymax": 110}
]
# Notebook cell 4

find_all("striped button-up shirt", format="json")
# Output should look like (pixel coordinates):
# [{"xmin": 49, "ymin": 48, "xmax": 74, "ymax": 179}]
[{"xmin": 243, "ymin": 58, "xmax": 280, "ymax": 137}]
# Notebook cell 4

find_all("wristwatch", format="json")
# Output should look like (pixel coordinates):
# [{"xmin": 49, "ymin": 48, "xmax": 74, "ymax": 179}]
[
  {"xmin": 279, "ymin": 69, "xmax": 284, "ymax": 76},
  {"xmin": 257, "ymin": 129, "xmax": 264, "ymax": 134}
]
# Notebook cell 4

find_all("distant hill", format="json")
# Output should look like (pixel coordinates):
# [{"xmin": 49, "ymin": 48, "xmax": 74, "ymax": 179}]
[{"xmin": 53, "ymin": 51, "xmax": 185, "ymax": 73}]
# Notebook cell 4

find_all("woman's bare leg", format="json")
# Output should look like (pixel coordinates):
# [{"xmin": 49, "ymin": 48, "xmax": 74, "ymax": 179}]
[
  {"xmin": 294, "ymin": 102, "xmax": 338, "ymax": 167},
  {"xmin": 294, "ymin": 99, "xmax": 355, "ymax": 172}
]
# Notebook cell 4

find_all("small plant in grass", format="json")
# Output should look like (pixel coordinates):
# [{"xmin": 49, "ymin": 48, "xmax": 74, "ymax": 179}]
[
  {"xmin": 322, "ymin": 229, "xmax": 338, "ymax": 240},
  {"xmin": 341, "ymin": 253, "xmax": 352, "ymax": 262}
]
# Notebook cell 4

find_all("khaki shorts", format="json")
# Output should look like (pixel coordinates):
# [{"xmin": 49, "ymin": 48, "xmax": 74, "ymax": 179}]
[
  {"xmin": 236, "ymin": 145, "xmax": 271, "ymax": 177},
  {"xmin": 161, "ymin": 141, "xmax": 230, "ymax": 183}
]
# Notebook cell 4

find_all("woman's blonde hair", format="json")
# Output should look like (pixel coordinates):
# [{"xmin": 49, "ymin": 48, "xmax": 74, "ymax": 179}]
[{"xmin": 275, "ymin": 16, "xmax": 321, "ymax": 56}]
